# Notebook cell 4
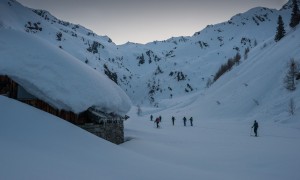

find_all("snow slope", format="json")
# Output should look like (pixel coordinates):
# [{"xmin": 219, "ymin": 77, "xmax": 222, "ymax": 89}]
[
  {"xmin": 179, "ymin": 25, "xmax": 300, "ymax": 124},
  {"xmin": 141, "ymin": 24, "xmax": 300, "ymax": 127},
  {"xmin": 0, "ymin": 96, "xmax": 199, "ymax": 180}
]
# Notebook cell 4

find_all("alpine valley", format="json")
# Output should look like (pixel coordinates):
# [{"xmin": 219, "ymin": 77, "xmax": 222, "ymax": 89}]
[
  {"xmin": 0, "ymin": 0, "xmax": 298, "ymax": 108},
  {"xmin": 1, "ymin": 0, "xmax": 300, "ymax": 179}
]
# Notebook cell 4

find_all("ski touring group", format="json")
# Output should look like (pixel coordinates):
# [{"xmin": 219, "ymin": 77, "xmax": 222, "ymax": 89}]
[
  {"xmin": 150, "ymin": 115, "xmax": 259, "ymax": 137},
  {"xmin": 150, "ymin": 115, "xmax": 194, "ymax": 128}
]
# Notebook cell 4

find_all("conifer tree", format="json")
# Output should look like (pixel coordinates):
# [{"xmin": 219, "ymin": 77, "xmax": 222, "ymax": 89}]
[
  {"xmin": 275, "ymin": 15, "xmax": 286, "ymax": 42},
  {"xmin": 290, "ymin": 0, "xmax": 300, "ymax": 28},
  {"xmin": 284, "ymin": 59, "xmax": 298, "ymax": 91}
]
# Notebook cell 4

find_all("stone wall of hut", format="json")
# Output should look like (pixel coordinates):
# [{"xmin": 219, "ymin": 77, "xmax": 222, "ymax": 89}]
[{"xmin": 79, "ymin": 121, "xmax": 124, "ymax": 145}]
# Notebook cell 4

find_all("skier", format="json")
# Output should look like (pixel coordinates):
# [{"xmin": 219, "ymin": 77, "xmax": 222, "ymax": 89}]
[
  {"xmin": 252, "ymin": 120, "xmax": 259, "ymax": 137},
  {"xmin": 150, "ymin": 115, "xmax": 153, "ymax": 121},
  {"xmin": 172, "ymin": 116, "xmax": 175, "ymax": 126},
  {"xmin": 155, "ymin": 117, "xmax": 160, "ymax": 128},
  {"xmin": 183, "ymin": 117, "xmax": 187, "ymax": 126},
  {"xmin": 189, "ymin": 117, "xmax": 193, "ymax": 126},
  {"xmin": 159, "ymin": 115, "xmax": 162, "ymax": 122}
]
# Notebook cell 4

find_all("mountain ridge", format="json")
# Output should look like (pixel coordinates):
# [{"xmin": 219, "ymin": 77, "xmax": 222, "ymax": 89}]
[{"xmin": 0, "ymin": 0, "xmax": 299, "ymax": 107}]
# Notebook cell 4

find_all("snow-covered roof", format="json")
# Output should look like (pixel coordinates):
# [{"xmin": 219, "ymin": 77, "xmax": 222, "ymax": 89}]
[{"xmin": 0, "ymin": 28, "xmax": 131, "ymax": 115}]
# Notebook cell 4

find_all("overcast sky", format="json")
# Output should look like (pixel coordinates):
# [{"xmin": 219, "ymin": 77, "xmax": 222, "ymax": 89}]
[{"xmin": 18, "ymin": 0, "xmax": 288, "ymax": 45}]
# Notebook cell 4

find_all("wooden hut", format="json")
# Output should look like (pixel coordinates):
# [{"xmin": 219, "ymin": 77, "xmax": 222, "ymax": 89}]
[{"xmin": 0, "ymin": 75, "xmax": 125, "ymax": 144}]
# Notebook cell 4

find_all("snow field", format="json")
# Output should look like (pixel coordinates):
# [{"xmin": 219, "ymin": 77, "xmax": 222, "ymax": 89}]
[
  {"xmin": 0, "ymin": 96, "xmax": 199, "ymax": 180},
  {"xmin": 124, "ymin": 106, "xmax": 300, "ymax": 180}
]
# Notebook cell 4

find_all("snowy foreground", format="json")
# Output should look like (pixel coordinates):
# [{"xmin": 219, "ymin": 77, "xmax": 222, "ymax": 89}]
[{"xmin": 1, "ymin": 96, "xmax": 300, "ymax": 180}]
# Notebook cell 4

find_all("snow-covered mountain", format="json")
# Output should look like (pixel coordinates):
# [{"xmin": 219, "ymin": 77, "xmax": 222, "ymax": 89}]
[{"xmin": 1, "ymin": 0, "xmax": 298, "ymax": 107}]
